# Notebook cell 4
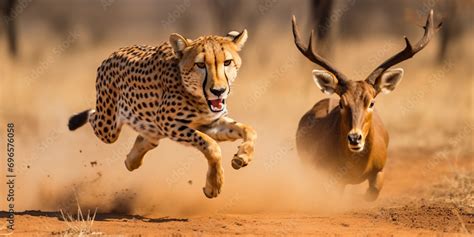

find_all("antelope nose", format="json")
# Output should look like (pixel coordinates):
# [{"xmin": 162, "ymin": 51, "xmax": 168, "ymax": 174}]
[
  {"xmin": 348, "ymin": 133, "xmax": 362, "ymax": 145},
  {"xmin": 210, "ymin": 87, "xmax": 226, "ymax": 97}
]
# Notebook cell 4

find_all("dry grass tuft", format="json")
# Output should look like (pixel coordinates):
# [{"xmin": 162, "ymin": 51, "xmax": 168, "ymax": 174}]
[
  {"xmin": 55, "ymin": 197, "xmax": 102, "ymax": 236},
  {"xmin": 430, "ymin": 171, "xmax": 474, "ymax": 214}
]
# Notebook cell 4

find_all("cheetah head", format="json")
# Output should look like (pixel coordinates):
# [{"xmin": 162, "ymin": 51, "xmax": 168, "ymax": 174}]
[{"xmin": 169, "ymin": 30, "xmax": 248, "ymax": 113}]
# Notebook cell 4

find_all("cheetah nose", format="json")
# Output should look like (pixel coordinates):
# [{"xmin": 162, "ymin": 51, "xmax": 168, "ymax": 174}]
[{"xmin": 210, "ymin": 87, "xmax": 226, "ymax": 97}]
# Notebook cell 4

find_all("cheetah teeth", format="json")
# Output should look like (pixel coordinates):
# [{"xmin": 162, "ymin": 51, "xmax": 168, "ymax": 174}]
[{"xmin": 208, "ymin": 99, "xmax": 225, "ymax": 112}]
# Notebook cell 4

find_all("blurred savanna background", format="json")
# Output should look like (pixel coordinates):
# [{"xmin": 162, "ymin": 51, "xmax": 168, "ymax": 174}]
[{"xmin": 0, "ymin": 0, "xmax": 473, "ymax": 235}]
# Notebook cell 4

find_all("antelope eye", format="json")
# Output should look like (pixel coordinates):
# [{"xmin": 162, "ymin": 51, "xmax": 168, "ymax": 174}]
[
  {"xmin": 224, "ymin": 59, "xmax": 232, "ymax": 66},
  {"xmin": 369, "ymin": 101, "xmax": 375, "ymax": 109},
  {"xmin": 195, "ymin": 62, "xmax": 206, "ymax": 68}
]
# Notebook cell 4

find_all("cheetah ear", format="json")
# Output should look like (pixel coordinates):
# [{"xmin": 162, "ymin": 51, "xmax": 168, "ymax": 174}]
[
  {"xmin": 169, "ymin": 33, "xmax": 191, "ymax": 58},
  {"xmin": 227, "ymin": 29, "xmax": 248, "ymax": 51}
]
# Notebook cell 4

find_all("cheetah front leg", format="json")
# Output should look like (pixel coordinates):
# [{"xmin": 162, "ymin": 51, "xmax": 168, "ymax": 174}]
[
  {"xmin": 169, "ymin": 127, "xmax": 224, "ymax": 198},
  {"xmin": 199, "ymin": 117, "xmax": 257, "ymax": 170}
]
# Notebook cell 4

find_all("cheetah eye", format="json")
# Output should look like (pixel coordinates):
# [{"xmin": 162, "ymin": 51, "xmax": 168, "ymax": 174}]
[
  {"xmin": 224, "ymin": 59, "xmax": 232, "ymax": 66},
  {"xmin": 369, "ymin": 100, "xmax": 375, "ymax": 109},
  {"xmin": 195, "ymin": 62, "xmax": 206, "ymax": 69}
]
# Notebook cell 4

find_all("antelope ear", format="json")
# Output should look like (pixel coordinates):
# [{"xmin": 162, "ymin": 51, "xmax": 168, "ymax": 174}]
[
  {"xmin": 374, "ymin": 68, "xmax": 404, "ymax": 94},
  {"xmin": 227, "ymin": 29, "xmax": 248, "ymax": 51},
  {"xmin": 312, "ymin": 70, "xmax": 339, "ymax": 94},
  {"xmin": 169, "ymin": 33, "xmax": 191, "ymax": 58}
]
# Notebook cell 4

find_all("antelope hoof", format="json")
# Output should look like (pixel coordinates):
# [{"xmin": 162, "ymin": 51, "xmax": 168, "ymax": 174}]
[
  {"xmin": 364, "ymin": 188, "xmax": 380, "ymax": 202},
  {"xmin": 231, "ymin": 154, "xmax": 248, "ymax": 170}
]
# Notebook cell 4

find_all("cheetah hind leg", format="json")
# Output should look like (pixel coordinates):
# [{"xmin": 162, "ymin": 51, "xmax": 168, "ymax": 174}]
[{"xmin": 125, "ymin": 135, "xmax": 159, "ymax": 171}]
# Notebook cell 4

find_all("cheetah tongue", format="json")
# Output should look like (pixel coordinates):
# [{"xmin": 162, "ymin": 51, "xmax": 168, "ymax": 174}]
[{"xmin": 209, "ymin": 99, "xmax": 224, "ymax": 111}]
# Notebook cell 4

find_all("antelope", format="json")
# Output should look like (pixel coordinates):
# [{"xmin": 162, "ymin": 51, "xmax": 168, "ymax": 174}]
[{"xmin": 293, "ymin": 10, "xmax": 440, "ymax": 201}]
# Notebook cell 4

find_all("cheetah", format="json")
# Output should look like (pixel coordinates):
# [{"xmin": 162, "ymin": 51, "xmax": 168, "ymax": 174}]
[{"xmin": 68, "ymin": 30, "xmax": 256, "ymax": 198}]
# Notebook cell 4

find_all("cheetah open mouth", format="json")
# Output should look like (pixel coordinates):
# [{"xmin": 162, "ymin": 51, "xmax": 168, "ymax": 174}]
[{"xmin": 207, "ymin": 99, "xmax": 226, "ymax": 112}]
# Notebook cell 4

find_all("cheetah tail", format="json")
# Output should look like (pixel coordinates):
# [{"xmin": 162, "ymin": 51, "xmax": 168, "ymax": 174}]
[{"xmin": 68, "ymin": 109, "xmax": 93, "ymax": 131}]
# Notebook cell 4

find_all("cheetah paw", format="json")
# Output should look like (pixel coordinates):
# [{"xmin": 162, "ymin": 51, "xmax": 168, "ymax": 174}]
[
  {"xmin": 203, "ymin": 186, "xmax": 221, "ymax": 199},
  {"xmin": 124, "ymin": 157, "xmax": 142, "ymax": 172},
  {"xmin": 203, "ymin": 180, "xmax": 222, "ymax": 199},
  {"xmin": 203, "ymin": 169, "xmax": 223, "ymax": 198},
  {"xmin": 231, "ymin": 154, "xmax": 249, "ymax": 170}
]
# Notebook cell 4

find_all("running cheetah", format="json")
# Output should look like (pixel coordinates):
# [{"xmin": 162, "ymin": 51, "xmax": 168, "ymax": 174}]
[{"xmin": 68, "ymin": 30, "xmax": 256, "ymax": 198}]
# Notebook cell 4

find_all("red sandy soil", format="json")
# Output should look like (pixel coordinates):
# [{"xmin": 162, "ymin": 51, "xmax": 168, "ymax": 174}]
[{"xmin": 1, "ymin": 149, "xmax": 472, "ymax": 236}]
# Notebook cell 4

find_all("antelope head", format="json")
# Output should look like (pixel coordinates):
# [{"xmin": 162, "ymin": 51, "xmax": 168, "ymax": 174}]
[{"xmin": 292, "ymin": 10, "xmax": 441, "ymax": 152}]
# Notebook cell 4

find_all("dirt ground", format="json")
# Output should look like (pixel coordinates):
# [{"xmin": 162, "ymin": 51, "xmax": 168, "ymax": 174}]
[
  {"xmin": 0, "ymin": 1, "xmax": 473, "ymax": 236},
  {"xmin": 1, "ymin": 149, "xmax": 472, "ymax": 236}
]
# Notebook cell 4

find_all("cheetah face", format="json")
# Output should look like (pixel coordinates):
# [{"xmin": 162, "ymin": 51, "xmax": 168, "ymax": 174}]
[{"xmin": 170, "ymin": 30, "xmax": 248, "ymax": 113}]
